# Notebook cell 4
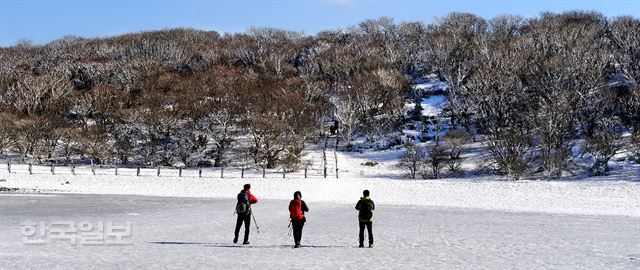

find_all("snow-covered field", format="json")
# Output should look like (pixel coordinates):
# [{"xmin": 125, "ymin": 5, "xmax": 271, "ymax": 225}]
[
  {"xmin": 2, "ymin": 144, "xmax": 639, "ymax": 269},
  {"xmin": 1, "ymin": 152, "xmax": 640, "ymax": 218},
  {"xmin": 1, "ymin": 194, "xmax": 639, "ymax": 269}
]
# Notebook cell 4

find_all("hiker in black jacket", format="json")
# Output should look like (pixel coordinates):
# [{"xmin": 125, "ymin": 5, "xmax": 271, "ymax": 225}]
[
  {"xmin": 355, "ymin": 190, "xmax": 375, "ymax": 248},
  {"xmin": 289, "ymin": 191, "xmax": 309, "ymax": 248}
]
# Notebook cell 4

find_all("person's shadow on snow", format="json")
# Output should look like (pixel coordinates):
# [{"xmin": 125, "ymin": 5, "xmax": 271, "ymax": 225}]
[{"xmin": 149, "ymin": 241, "xmax": 348, "ymax": 248}]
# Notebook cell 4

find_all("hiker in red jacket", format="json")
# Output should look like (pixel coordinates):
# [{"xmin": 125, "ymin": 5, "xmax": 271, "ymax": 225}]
[
  {"xmin": 288, "ymin": 191, "xmax": 309, "ymax": 248},
  {"xmin": 234, "ymin": 184, "xmax": 258, "ymax": 245}
]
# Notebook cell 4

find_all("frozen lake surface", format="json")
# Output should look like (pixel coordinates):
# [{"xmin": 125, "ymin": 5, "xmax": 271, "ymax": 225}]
[{"xmin": 1, "ymin": 194, "xmax": 639, "ymax": 269}]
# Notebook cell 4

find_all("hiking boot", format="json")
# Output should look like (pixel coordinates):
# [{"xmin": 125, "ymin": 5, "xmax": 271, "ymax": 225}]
[
  {"xmin": 359, "ymin": 243, "xmax": 364, "ymax": 248},
  {"xmin": 242, "ymin": 240, "xmax": 250, "ymax": 245},
  {"xmin": 233, "ymin": 234, "xmax": 238, "ymax": 244},
  {"xmin": 294, "ymin": 243, "xmax": 300, "ymax": 248},
  {"xmin": 369, "ymin": 243, "xmax": 374, "ymax": 248}
]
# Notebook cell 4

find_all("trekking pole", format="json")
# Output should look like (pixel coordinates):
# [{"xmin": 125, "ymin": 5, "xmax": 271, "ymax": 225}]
[
  {"xmin": 287, "ymin": 220, "xmax": 293, "ymax": 236},
  {"xmin": 359, "ymin": 227, "xmax": 367, "ymax": 246},
  {"xmin": 251, "ymin": 212, "xmax": 260, "ymax": 234}
]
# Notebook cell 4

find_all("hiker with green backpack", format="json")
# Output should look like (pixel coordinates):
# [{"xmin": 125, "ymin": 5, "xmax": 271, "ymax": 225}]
[{"xmin": 355, "ymin": 190, "xmax": 375, "ymax": 248}]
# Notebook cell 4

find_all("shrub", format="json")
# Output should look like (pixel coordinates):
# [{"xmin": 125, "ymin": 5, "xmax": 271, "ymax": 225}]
[
  {"xmin": 362, "ymin": 161, "xmax": 380, "ymax": 167},
  {"xmin": 397, "ymin": 143, "xmax": 424, "ymax": 179},
  {"xmin": 443, "ymin": 130, "xmax": 471, "ymax": 172},
  {"xmin": 422, "ymin": 143, "xmax": 448, "ymax": 179}
]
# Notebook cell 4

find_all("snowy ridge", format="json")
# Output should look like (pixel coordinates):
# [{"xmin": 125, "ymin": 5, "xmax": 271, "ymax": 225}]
[{"xmin": 2, "ymin": 170, "xmax": 639, "ymax": 218}]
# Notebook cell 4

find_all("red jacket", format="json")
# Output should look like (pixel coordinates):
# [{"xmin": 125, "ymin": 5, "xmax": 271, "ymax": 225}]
[{"xmin": 245, "ymin": 189, "xmax": 258, "ymax": 204}]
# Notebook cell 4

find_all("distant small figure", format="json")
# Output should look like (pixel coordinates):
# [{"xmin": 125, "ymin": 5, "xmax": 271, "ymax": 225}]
[
  {"xmin": 289, "ymin": 191, "xmax": 309, "ymax": 248},
  {"xmin": 234, "ymin": 184, "xmax": 258, "ymax": 245},
  {"xmin": 330, "ymin": 120, "xmax": 340, "ymax": 135},
  {"xmin": 355, "ymin": 190, "xmax": 375, "ymax": 248}
]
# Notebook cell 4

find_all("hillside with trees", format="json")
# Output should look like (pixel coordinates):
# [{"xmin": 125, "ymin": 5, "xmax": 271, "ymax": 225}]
[{"xmin": 0, "ymin": 11, "xmax": 638, "ymax": 180}]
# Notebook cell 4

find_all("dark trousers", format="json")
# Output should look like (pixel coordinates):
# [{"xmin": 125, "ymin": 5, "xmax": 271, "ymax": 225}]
[
  {"xmin": 292, "ymin": 220, "xmax": 305, "ymax": 245},
  {"xmin": 234, "ymin": 213, "xmax": 251, "ymax": 242},
  {"xmin": 359, "ymin": 221, "xmax": 373, "ymax": 245}
]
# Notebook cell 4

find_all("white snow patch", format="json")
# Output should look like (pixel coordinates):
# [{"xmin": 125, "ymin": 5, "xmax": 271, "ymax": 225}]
[{"xmin": 405, "ymin": 95, "xmax": 447, "ymax": 117}]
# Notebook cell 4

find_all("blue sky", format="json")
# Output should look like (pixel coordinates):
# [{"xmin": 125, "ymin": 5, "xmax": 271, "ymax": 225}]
[{"xmin": 1, "ymin": 0, "xmax": 638, "ymax": 47}]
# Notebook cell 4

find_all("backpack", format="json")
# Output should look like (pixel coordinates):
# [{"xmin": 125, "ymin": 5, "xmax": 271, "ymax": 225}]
[
  {"xmin": 236, "ymin": 192, "xmax": 250, "ymax": 215},
  {"xmin": 359, "ymin": 199, "xmax": 373, "ymax": 221},
  {"xmin": 289, "ymin": 199, "xmax": 304, "ymax": 221}
]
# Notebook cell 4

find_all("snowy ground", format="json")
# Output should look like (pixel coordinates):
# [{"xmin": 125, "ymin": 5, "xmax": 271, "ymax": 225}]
[
  {"xmin": 1, "ymin": 194, "xmax": 639, "ymax": 269},
  {"xmin": 1, "ymin": 156, "xmax": 640, "ymax": 218},
  {"xmin": 405, "ymin": 94, "xmax": 447, "ymax": 117},
  {"xmin": 2, "ymin": 139, "xmax": 639, "ymax": 269},
  {"xmin": 413, "ymin": 74, "xmax": 448, "ymax": 92}
]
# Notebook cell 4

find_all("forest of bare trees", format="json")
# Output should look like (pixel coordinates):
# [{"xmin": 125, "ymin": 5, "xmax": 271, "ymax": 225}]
[{"xmin": 0, "ymin": 11, "xmax": 638, "ymax": 179}]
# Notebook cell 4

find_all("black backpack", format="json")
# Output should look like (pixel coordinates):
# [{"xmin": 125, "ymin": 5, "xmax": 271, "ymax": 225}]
[
  {"xmin": 359, "ymin": 199, "xmax": 373, "ymax": 220},
  {"xmin": 236, "ymin": 192, "xmax": 250, "ymax": 215}
]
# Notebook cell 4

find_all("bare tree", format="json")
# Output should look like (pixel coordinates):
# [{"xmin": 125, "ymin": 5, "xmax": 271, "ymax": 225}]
[
  {"xmin": 0, "ymin": 70, "xmax": 73, "ymax": 116},
  {"xmin": 0, "ymin": 113, "xmax": 14, "ymax": 154},
  {"xmin": 334, "ymin": 91, "xmax": 360, "ymax": 143},
  {"xmin": 31, "ymin": 117, "xmax": 66, "ymax": 163},
  {"xmin": 12, "ymin": 117, "xmax": 40, "ymax": 161},
  {"xmin": 485, "ymin": 128, "xmax": 535, "ymax": 181},
  {"xmin": 464, "ymin": 34, "xmax": 534, "ymax": 180},
  {"xmin": 584, "ymin": 118, "xmax": 621, "ymax": 176},
  {"xmin": 243, "ymin": 82, "xmax": 319, "ymax": 169},
  {"xmin": 609, "ymin": 16, "xmax": 640, "ymax": 159},
  {"xmin": 398, "ymin": 142, "xmax": 424, "ymax": 179},
  {"xmin": 631, "ymin": 132, "xmax": 640, "ymax": 163},
  {"xmin": 422, "ymin": 143, "xmax": 448, "ymax": 179},
  {"xmin": 609, "ymin": 16, "xmax": 640, "ymax": 89},
  {"xmin": 76, "ymin": 127, "xmax": 114, "ymax": 166},
  {"xmin": 533, "ymin": 96, "xmax": 576, "ymax": 179},
  {"xmin": 426, "ymin": 13, "xmax": 487, "ymax": 127},
  {"xmin": 339, "ymin": 68, "xmax": 406, "ymax": 141},
  {"xmin": 443, "ymin": 129, "xmax": 471, "ymax": 172},
  {"xmin": 56, "ymin": 127, "xmax": 79, "ymax": 164},
  {"xmin": 194, "ymin": 67, "xmax": 248, "ymax": 167}
]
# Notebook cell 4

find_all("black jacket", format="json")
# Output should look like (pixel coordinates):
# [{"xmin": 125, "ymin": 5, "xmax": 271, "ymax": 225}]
[{"xmin": 355, "ymin": 197, "xmax": 375, "ymax": 222}]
